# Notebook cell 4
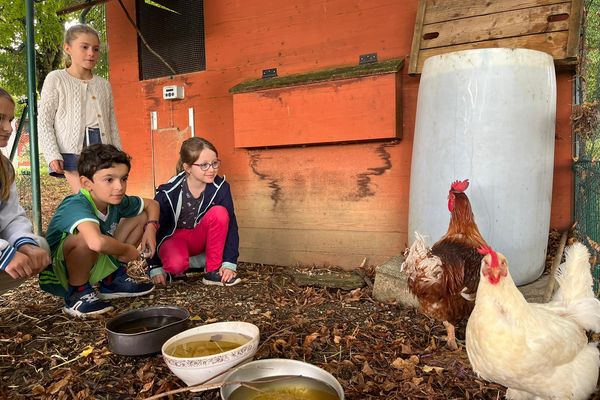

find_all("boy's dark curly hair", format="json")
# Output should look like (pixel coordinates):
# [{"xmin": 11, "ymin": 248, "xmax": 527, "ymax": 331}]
[{"xmin": 78, "ymin": 144, "xmax": 131, "ymax": 180}]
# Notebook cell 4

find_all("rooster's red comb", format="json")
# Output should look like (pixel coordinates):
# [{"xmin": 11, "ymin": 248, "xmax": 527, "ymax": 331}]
[
  {"xmin": 450, "ymin": 179, "xmax": 469, "ymax": 193},
  {"xmin": 478, "ymin": 245, "xmax": 499, "ymax": 268}
]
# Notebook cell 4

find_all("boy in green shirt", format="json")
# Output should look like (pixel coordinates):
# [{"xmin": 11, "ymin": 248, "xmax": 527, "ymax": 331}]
[{"xmin": 40, "ymin": 144, "xmax": 160, "ymax": 317}]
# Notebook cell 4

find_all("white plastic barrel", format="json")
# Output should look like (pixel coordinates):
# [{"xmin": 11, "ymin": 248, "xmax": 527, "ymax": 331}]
[{"xmin": 408, "ymin": 48, "xmax": 556, "ymax": 286}]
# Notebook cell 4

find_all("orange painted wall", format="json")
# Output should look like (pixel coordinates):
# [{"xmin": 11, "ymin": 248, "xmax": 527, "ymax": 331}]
[{"xmin": 106, "ymin": 0, "xmax": 573, "ymax": 268}]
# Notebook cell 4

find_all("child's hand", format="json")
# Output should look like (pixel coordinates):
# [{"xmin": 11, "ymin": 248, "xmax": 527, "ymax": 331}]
[
  {"xmin": 49, "ymin": 160, "xmax": 64, "ymax": 174},
  {"xmin": 140, "ymin": 229, "xmax": 157, "ymax": 259},
  {"xmin": 18, "ymin": 244, "xmax": 50, "ymax": 274},
  {"xmin": 118, "ymin": 244, "xmax": 141, "ymax": 263},
  {"xmin": 151, "ymin": 272, "xmax": 167, "ymax": 285},
  {"xmin": 220, "ymin": 267, "xmax": 237, "ymax": 283},
  {"xmin": 4, "ymin": 252, "xmax": 34, "ymax": 279}
]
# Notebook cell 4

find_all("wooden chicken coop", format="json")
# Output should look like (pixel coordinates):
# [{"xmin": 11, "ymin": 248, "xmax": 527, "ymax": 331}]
[{"xmin": 97, "ymin": 0, "xmax": 582, "ymax": 270}]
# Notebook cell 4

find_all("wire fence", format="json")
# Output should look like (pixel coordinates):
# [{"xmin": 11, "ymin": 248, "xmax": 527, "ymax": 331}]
[{"xmin": 573, "ymin": 114, "xmax": 600, "ymax": 296}]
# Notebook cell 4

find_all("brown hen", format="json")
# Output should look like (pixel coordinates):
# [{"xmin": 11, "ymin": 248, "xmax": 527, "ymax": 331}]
[{"xmin": 401, "ymin": 179, "xmax": 486, "ymax": 350}]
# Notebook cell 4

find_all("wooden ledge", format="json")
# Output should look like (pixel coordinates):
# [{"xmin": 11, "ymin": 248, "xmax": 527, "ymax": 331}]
[{"xmin": 229, "ymin": 58, "xmax": 404, "ymax": 94}]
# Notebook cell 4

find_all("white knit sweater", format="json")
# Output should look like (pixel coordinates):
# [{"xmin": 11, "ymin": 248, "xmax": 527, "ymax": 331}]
[{"xmin": 38, "ymin": 69, "xmax": 122, "ymax": 164}]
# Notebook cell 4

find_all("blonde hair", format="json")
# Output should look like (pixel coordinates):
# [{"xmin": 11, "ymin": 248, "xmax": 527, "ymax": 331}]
[
  {"xmin": 0, "ymin": 88, "xmax": 15, "ymax": 201},
  {"xmin": 177, "ymin": 137, "xmax": 219, "ymax": 174},
  {"xmin": 63, "ymin": 24, "xmax": 100, "ymax": 68}
]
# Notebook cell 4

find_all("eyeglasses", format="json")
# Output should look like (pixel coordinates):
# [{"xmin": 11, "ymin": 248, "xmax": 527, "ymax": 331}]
[{"xmin": 191, "ymin": 160, "xmax": 221, "ymax": 171}]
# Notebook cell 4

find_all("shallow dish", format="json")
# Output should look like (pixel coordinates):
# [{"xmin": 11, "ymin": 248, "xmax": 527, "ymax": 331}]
[
  {"xmin": 161, "ymin": 321, "xmax": 260, "ymax": 386},
  {"xmin": 106, "ymin": 306, "xmax": 190, "ymax": 356},
  {"xmin": 220, "ymin": 358, "xmax": 345, "ymax": 400}
]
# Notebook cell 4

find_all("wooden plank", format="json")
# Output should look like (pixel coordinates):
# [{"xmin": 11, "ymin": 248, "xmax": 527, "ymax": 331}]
[
  {"xmin": 232, "ymin": 73, "xmax": 401, "ymax": 148},
  {"xmin": 420, "ymin": 3, "xmax": 571, "ymax": 50},
  {"xmin": 409, "ymin": 0, "xmax": 428, "ymax": 75},
  {"xmin": 565, "ymin": 0, "xmax": 583, "ymax": 59},
  {"xmin": 423, "ymin": 0, "xmax": 569, "ymax": 24},
  {"xmin": 291, "ymin": 269, "xmax": 366, "ymax": 289},
  {"xmin": 415, "ymin": 31, "xmax": 569, "ymax": 73},
  {"xmin": 238, "ymin": 227, "xmax": 406, "ymax": 268}
]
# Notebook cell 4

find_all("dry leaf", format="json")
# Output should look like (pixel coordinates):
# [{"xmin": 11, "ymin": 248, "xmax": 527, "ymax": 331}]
[
  {"xmin": 303, "ymin": 332, "xmax": 319, "ymax": 348},
  {"xmin": 48, "ymin": 377, "xmax": 70, "ymax": 394},
  {"xmin": 361, "ymin": 360, "xmax": 375, "ymax": 376},
  {"xmin": 139, "ymin": 380, "xmax": 154, "ymax": 393},
  {"xmin": 31, "ymin": 384, "xmax": 45, "ymax": 395},
  {"xmin": 391, "ymin": 357, "xmax": 405, "ymax": 370},
  {"xmin": 79, "ymin": 345, "xmax": 94, "ymax": 357},
  {"xmin": 422, "ymin": 365, "xmax": 444, "ymax": 374}
]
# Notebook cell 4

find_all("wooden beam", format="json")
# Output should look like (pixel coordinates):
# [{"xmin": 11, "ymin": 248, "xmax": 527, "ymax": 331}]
[
  {"xmin": 423, "ymin": 0, "xmax": 569, "ymax": 24},
  {"xmin": 408, "ymin": 0, "xmax": 427, "ymax": 75},
  {"xmin": 415, "ymin": 31, "xmax": 570, "ymax": 73},
  {"xmin": 565, "ymin": 0, "xmax": 583, "ymax": 59},
  {"xmin": 57, "ymin": 0, "xmax": 109, "ymax": 16}
]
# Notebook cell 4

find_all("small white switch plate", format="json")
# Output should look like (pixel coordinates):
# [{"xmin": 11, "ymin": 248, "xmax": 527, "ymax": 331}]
[{"xmin": 150, "ymin": 111, "xmax": 157, "ymax": 130}]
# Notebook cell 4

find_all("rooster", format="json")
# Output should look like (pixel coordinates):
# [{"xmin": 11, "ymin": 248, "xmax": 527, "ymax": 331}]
[
  {"xmin": 401, "ymin": 179, "xmax": 487, "ymax": 350},
  {"xmin": 466, "ymin": 243, "xmax": 600, "ymax": 400}
]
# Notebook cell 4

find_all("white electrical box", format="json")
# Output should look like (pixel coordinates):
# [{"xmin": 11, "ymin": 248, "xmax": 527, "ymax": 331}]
[{"xmin": 163, "ymin": 85, "xmax": 184, "ymax": 100}]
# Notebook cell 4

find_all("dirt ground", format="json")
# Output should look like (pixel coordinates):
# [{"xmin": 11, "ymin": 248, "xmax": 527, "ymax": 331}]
[{"xmin": 0, "ymin": 175, "xmax": 598, "ymax": 400}]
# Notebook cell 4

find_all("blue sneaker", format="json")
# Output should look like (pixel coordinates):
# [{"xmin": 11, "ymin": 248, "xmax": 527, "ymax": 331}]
[
  {"xmin": 202, "ymin": 270, "xmax": 241, "ymax": 286},
  {"xmin": 63, "ymin": 284, "xmax": 114, "ymax": 318},
  {"xmin": 98, "ymin": 269, "xmax": 155, "ymax": 300}
]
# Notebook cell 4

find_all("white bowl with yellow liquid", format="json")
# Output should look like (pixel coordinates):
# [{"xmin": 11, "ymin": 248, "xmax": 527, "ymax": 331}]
[{"xmin": 161, "ymin": 321, "xmax": 260, "ymax": 386}]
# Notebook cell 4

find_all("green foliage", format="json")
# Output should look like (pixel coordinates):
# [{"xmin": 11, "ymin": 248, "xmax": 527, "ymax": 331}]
[
  {"xmin": 0, "ymin": 0, "xmax": 68, "ymax": 100},
  {"xmin": 585, "ymin": 0, "xmax": 600, "ymax": 101},
  {"xmin": 0, "ymin": 0, "xmax": 111, "ymax": 107}
]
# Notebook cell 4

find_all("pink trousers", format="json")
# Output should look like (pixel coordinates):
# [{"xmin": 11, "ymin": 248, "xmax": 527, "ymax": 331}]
[{"xmin": 158, "ymin": 206, "xmax": 229, "ymax": 274}]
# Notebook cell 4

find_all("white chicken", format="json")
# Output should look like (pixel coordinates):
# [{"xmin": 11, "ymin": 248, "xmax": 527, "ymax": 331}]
[{"xmin": 466, "ymin": 243, "xmax": 600, "ymax": 400}]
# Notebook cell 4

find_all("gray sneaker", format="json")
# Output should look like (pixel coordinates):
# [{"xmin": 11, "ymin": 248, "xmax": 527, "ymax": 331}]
[{"xmin": 202, "ymin": 271, "xmax": 241, "ymax": 286}]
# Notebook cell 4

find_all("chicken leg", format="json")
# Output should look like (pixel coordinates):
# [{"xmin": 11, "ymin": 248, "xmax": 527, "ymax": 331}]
[{"xmin": 443, "ymin": 321, "xmax": 458, "ymax": 350}]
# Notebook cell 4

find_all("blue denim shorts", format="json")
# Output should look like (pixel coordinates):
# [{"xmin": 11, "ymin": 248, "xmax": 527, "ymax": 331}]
[{"xmin": 49, "ymin": 127, "xmax": 102, "ymax": 177}]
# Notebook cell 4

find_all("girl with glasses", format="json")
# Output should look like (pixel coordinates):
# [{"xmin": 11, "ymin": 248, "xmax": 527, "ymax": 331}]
[{"xmin": 147, "ymin": 137, "xmax": 241, "ymax": 286}]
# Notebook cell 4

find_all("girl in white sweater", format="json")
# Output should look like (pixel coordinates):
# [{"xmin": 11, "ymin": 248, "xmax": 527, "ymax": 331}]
[
  {"xmin": 0, "ymin": 88, "xmax": 50, "ymax": 294},
  {"xmin": 39, "ymin": 24, "xmax": 121, "ymax": 194}
]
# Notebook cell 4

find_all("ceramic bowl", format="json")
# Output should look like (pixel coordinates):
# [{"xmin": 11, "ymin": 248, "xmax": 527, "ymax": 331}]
[
  {"xmin": 220, "ymin": 358, "xmax": 345, "ymax": 400},
  {"xmin": 106, "ymin": 306, "xmax": 190, "ymax": 356},
  {"xmin": 161, "ymin": 321, "xmax": 260, "ymax": 386}
]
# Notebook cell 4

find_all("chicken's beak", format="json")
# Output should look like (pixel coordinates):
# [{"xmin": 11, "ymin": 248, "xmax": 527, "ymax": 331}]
[{"xmin": 490, "ymin": 268, "xmax": 501, "ymax": 280}]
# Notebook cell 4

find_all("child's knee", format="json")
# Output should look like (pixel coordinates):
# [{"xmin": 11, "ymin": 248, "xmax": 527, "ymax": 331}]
[
  {"xmin": 62, "ymin": 235, "xmax": 99, "ymax": 267},
  {"xmin": 207, "ymin": 205, "xmax": 229, "ymax": 225},
  {"xmin": 159, "ymin": 248, "xmax": 189, "ymax": 274}
]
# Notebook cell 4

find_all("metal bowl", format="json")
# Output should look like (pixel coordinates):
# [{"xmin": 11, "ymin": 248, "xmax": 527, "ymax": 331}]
[
  {"xmin": 220, "ymin": 358, "xmax": 344, "ymax": 400},
  {"xmin": 106, "ymin": 306, "xmax": 190, "ymax": 356}
]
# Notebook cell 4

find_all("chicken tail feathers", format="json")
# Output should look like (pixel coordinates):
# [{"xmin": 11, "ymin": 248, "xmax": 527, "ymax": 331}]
[
  {"xmin": 566, "ymin": 298, "xmax": 600, "ymax": 332},
  {"xmin": 401, "ymin": 232, "xmax": 430, "ymax": 273},
  {"xmin": 554, "ymin": 242, "xmax": 595, "ymax": 302},
  {"xmin": 553, "ymin": 242, "xmax": 600, "ymax": 332}
]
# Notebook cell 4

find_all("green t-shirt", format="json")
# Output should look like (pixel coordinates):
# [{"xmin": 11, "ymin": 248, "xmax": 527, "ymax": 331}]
[{"xmin": 45, "ymin": 189, "xmax": 144, "ymax": 256}]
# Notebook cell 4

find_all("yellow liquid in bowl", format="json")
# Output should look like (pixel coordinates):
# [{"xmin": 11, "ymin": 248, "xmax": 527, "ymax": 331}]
[
  {"xmin": 165, "ymin": 332, "xmax": 251, "ymax": 358},
  {"xmin": 228, "ymin": 375, "xmax": 340, "ymax": 400}
]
